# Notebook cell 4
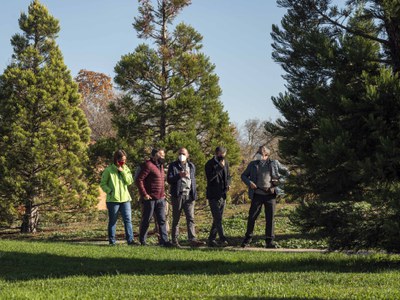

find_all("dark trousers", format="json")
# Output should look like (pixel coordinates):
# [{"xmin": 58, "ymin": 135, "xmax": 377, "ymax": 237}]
[
  {"xmin": 245, "ymin": 193, "xmax": 276, "ymax": 242},
  {"xmin": 140, "ymin": 199, "xmax": 169, "ymax": 244},
  {"xmin": 208, "ymin": 196, "xmax": 227, "ymax": 241},
  {"xmin": 171, "ymin": 194, "xmax": 196, "ymax": 242}
]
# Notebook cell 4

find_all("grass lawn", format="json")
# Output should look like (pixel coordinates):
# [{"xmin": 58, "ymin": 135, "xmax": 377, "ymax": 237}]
[
  {"xmin": 1, "ymin": 203, "xmax": 399, "ymax": 299},
  {"xmin": 1, "ymin": 240, "xmax": 400, "ymax": 299}
]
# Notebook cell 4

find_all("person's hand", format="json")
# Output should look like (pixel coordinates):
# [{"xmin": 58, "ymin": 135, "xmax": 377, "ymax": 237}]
[
  {"xmin": 219, "ymin": 160, "xmax": 225, "ymax": 167},
  {"xmin": 250, "ymin": 182, "xmax": 257, "ymax": 190},
  {"xmin": 144, "ymin": 194, "xmax": 152, "ymax": 200},
  {"xmin": 179, "ymin": 171, "xmax": 186, "ymax": 178}
]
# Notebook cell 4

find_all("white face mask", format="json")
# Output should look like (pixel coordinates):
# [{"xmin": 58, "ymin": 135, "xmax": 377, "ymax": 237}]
[
  {"xmin": 179, "ymin": 154, "xmax": 187, "ymax": 162},
  {"xmin": 255, "ymin": 153, "xmax": 263, "ymax": 161}
]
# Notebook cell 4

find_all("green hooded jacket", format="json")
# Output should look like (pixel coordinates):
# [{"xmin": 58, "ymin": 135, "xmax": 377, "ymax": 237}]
[{"xmin": 100, "ymin": 164, "xmax": 133, "ymax": 203}]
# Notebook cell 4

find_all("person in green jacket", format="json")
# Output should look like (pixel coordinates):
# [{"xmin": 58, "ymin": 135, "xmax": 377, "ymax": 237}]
[{"xmin": 100, "ymin": 150, "xmax": 136, "ymax": 245}]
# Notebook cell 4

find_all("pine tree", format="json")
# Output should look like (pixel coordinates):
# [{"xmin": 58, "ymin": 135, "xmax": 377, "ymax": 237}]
[
  {"xmin": 111, "ymin": 0, "xmax": 240, "ymax": 199},
  {"xmin": 268, "ymin": 0, "xmax": 400, "ymax": 251},
  {"xmin": 0, "ymin": 0, "xmax": 98, "ymax": 232}
]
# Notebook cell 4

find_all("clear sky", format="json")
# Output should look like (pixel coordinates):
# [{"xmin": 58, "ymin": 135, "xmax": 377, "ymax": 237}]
[{"xmin": 0, "ymin": 0, "xmax": 288, "ymax": 126}]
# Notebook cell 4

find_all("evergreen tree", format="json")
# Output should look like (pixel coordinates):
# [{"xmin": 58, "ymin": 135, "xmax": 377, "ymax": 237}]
[
  {"xmin": 111, "ymin": 0, "xmax": 240, "ymax": 199},
  {"xmin": 0, "ymin": 0, "xmax": 98, "ymax": 232},
  {"xmin": 304, "ymin": 0, "xmax": 400, "ymax": 73},
  {"xmin": 268, "ymin": 0, "xmax": 400, "ymax": 251}
]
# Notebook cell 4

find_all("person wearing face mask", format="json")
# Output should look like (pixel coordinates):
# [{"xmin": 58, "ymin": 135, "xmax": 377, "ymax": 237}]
[
  {"xmin": 167, "ymin": 147, "xmax": 205, "ymax": 247},
  {"xmin": 136, "ymin": 148, "xmax": 173, "ymax": 247},
  {"xmin": 240, "ymin": 146, "xmax": 289, "ymax": 248},
  {"xmin": 205, "ymin": 146, "xmax": 231, "ymax": 247},
  {"xmin": 100, "ymin": 149, "xmax": 136, "ymax": 246}
]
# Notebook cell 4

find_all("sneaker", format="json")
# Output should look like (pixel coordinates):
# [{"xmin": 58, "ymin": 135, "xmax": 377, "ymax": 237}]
[
  {"xmin": 265, "ymin": 241, "xmax": 278, "ymax": 249},
  {"xmin": 190, "ymin": 240, "xmax": 206, "ymax": 247},
  {"xmin": 208, "ymin": 240, "xmax": 219, "ymax": 247}
]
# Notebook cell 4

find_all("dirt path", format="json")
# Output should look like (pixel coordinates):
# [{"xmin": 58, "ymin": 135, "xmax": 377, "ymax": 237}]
[{"xmin": 73, "ymin": 240, "xmax": 326, "ymax": 253}]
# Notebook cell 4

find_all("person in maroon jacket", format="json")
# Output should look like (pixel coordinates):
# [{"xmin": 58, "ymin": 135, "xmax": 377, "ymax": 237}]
[{"xmin": 136, "ymin": 148, "xmax": 172, "ymax": 247}]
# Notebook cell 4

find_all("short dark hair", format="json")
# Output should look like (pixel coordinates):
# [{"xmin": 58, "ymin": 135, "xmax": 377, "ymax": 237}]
[
  {"xmin": 151, "ymin": 147, "xmax": 165, "ymax": 157},
  {"xmin": 113, "ymin": 149, "xmax": 127, "ymax": 164},
  {"xmin": 215, "ymin": 146, "xmax": 227, "ymax": 154},
  {"xmin": 258, "ymin": 145, "xmax": 271, "ymax": 156},
  {"xmin": 178, "ymin": 147, "xmax": 188, "ymax": 154}
]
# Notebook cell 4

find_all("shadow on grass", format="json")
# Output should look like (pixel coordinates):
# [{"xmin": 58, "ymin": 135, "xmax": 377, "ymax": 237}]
[
  {"xmin": 275, "ymin": 233, "xmax": 322, "ymax": 241},
  {"xmin": 1, "ymin": 248, "xmax": 400, "ymax": 282},
  {"xmin": 225, "ymin": 232, "xmax": 323, "ymax": 247},
  {"xmin": 216, "ymin": 298, "xmax": 324, "ymax": 300}
]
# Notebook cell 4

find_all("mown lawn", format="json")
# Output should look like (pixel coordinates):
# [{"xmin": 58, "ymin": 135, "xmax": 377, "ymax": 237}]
[{"xmin": 1, "ymin": 240, "xmax": 400, "ymax": 299}]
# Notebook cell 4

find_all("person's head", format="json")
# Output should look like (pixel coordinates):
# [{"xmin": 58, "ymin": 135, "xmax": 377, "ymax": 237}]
[
  {"xmin": 215, "ymin": 146, "xmax": 227, "ymax": 161},
  {"xmin": 178, "ymin": 147, "xmax": 189, "ymax": 163},
  {"xmin": 255, "ymin": 146, "xmax": 270, "ymax": 160},
  {"xmin": 113, "ymin": 149, "xmax": 127, "ymax": 167},
  {"xmin": 151, "ymin": 147, "xmax": 165, "ymax": 164}
]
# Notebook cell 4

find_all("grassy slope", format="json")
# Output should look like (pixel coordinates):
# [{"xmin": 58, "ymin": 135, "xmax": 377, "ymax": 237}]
[{"xmin": 1, "ymin": 240, "xmax": 400, "ymax": 299}]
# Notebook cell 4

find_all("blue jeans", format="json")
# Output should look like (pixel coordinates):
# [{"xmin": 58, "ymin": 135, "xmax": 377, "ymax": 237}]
[
  {"xmin": 106, "ymin": 201, "xmax": 134, "ymax": 245},
  {"xmin": 140, "ymin": 199, "xmax": 169, "ymax": 245}
]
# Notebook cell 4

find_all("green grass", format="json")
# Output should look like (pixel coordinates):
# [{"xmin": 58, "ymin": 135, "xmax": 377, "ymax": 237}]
[{"xmin": 1, "ymin": 240, "xmax": 400, "ymax": 299}]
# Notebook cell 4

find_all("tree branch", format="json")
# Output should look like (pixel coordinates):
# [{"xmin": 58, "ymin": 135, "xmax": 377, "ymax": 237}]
[{"xmin": 312, "ymin": 3, "xmax": 389, "ymax": 46}]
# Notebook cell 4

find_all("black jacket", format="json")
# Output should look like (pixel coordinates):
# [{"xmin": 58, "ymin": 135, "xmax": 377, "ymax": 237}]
[
  {"xmin": 205, "ymin": 157, "xmax": 231, "ymax": 200},
  {"xmin": 167, "ymin": 160, "xmax": 197, "ymax": 200}
]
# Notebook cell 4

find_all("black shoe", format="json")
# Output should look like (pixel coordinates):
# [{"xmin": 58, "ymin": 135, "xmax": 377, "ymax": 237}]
[
  {"xmin": 241, "ymin": 238, "xmax": 252, "ymax": 248},
  {"xmin": 265, "ymin": 241, "xmax": 278, "ymax": 249},
  {"xmin": 140, "ymin": 241, "xmax": 147, "ymax": 246},
  {"xmin": 161, "ymin": 241, "xmax": 174, "ymax": 248},
  {"xmin": 208, "ymin": 240, "xmax": 219, "ymax": 247}
]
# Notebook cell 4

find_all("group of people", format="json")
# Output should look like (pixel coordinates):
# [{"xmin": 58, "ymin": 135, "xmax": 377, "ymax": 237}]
[{"xmin": 100, "ymin": 145, "xmax": 289, "ymax": 248}]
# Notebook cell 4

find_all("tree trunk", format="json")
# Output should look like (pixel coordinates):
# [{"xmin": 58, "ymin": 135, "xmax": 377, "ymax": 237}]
[
  {"xmin": 384, "ymin": 18, "xmax": 400, "ymax": 74},
  {"xmin": 21, "ymin": 201, "xmax": 39, "ymax": 233},
  {"xmin": 159, "ymin": 0, "xmax": 168, "ymax": 140}
]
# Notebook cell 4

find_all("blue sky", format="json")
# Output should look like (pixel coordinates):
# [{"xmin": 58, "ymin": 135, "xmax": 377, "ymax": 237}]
[{"xmin": 0, "ymin": 0, "xmax": 288, "ymax": 126}]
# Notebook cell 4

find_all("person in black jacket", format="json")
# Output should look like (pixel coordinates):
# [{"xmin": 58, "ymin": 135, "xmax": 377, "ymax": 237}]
[
  {"xmin": 205, "ymin": 146, "xmax": 231, "ymax": 247},
  {"xmin": 167, "ymin": 148, "xmax": 205, "ymax": 247}
]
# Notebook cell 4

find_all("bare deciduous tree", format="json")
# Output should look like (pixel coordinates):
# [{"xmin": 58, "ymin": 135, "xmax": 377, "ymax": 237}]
[{"xmin": 75, "ymin": 69, "xmax": 116, "ymax": 141}]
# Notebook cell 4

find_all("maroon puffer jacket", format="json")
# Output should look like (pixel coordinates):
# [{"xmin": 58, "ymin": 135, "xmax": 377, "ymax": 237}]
[{"xmin": 136, "ymin": 159, "xmax": 165, "ymax": 200}]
